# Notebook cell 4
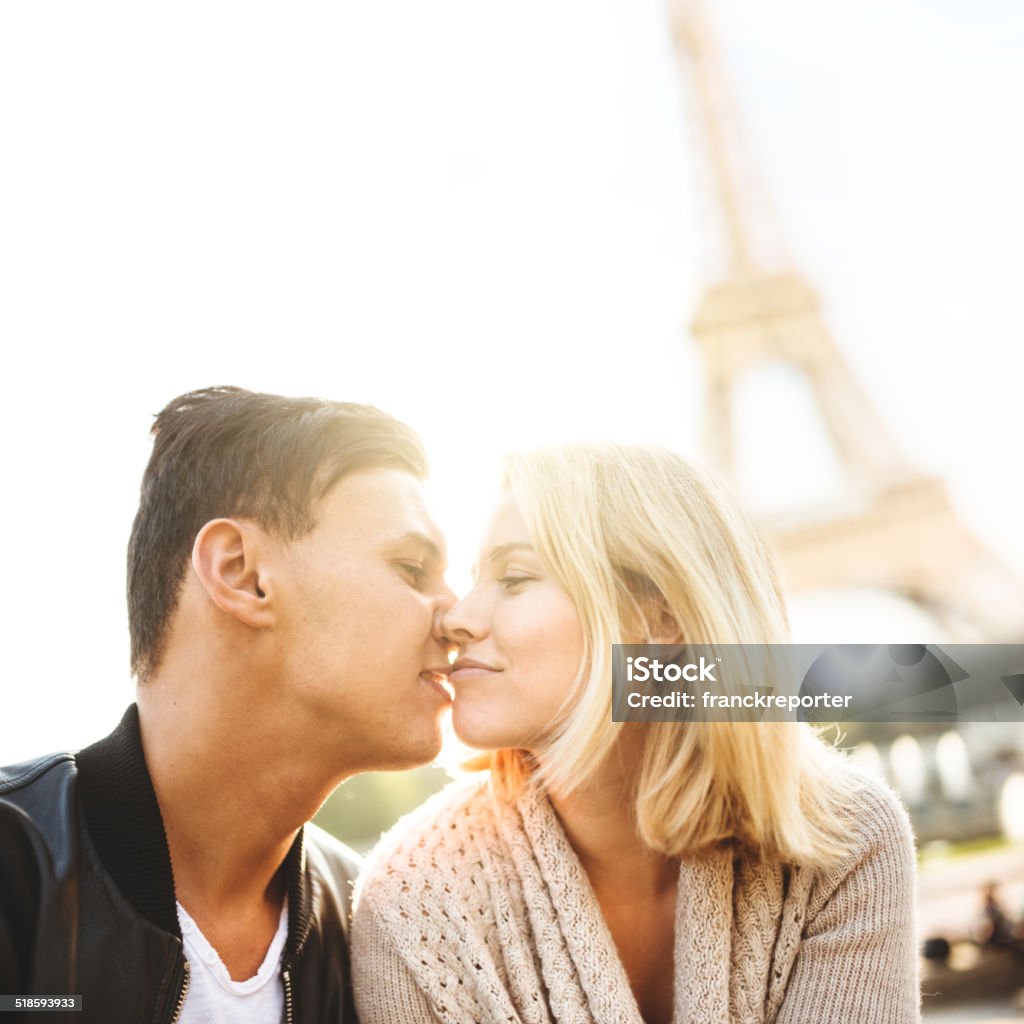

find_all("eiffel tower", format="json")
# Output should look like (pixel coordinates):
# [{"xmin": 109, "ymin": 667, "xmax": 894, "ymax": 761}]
[{"xmin": 666, "ymin": 0, "xmax": 1024, "ymax": 641}]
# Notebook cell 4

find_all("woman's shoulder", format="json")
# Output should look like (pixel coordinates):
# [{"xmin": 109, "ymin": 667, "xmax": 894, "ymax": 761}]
[
  {"xmin": 802, "ymin": 764, "xmax": 916, "ymax": 907},
  {"xmin": 354, "ymin": 773, "xmax": 503, "ymax": 906},
  {"xmin": 834, "ymin": 765, "xmax": 915, "ymax": 859}
]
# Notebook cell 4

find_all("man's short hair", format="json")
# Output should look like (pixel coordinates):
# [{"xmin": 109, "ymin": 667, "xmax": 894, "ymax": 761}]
[{"xmin": 127, "ymin": 386, "xmax": 427, "ymax": 681}]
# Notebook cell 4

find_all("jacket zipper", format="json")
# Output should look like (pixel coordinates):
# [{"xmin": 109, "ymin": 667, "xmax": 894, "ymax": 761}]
[
  {"xmin": 283, "ymin": 965, "xmax": 295, "ymax": 1024},
  {"xmin": 169, "ymin": 961, "xmax": 191, "ymax": 1024}
]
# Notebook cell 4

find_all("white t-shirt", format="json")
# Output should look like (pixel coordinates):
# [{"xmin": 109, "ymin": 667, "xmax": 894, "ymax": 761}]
[{"xmin": 176, "ymin": 899, "xmax": 289, "ymax": 1024}]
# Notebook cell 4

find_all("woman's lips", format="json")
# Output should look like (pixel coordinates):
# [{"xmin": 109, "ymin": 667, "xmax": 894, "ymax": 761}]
[{"xmin": 449, "ymin": 659, "xmax": 502, "ymax": 684}]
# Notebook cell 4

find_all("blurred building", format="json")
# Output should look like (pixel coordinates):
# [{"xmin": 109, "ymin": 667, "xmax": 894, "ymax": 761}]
[{"xmin": 667, "ymin": 0, "xmax": 1024, "ymax": 854}]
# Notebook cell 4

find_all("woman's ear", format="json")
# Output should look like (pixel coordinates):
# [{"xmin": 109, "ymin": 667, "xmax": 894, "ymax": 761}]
[
  {"xmin": 635, "ymin": 585, "xmax": 684, "ymax": 644},
  {"xmin": 647, "ymin": 602, "xmax": 684, "ymax": 645},
  {"xmin": 191, "ymin": 519, "xmax": 275, "ymax": 630},
  {"xmin": 623, "ymin": 587, "xmax": 684, "ymax": 645}
]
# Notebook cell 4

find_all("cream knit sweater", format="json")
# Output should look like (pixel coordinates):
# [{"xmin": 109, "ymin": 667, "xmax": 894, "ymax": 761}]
[{"xmin": 352, "ymin": 771, "xmax": 919, "ymax": 1024}]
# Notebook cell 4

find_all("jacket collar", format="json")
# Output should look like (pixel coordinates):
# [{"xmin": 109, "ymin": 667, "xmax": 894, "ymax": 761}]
[{"xmin": 75, "ymin": 704, "xmax": 312, "ymax": 954}]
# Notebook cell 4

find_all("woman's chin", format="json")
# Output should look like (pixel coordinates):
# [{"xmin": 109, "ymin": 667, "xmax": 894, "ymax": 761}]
[{"xmin": 451, "ymin": 702, "xmax": 522, "ymax": 752}]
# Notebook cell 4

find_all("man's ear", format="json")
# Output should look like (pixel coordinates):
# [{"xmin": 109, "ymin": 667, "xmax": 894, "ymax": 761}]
[{"xmin": 191, "ymin": 519, "xmax": 275, "ymax": 630}]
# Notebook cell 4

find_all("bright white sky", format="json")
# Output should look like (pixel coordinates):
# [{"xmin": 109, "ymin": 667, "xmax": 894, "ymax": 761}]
[{"xmin": 1, "ymin": 0, "xmax": 1021, "ymax": 761}]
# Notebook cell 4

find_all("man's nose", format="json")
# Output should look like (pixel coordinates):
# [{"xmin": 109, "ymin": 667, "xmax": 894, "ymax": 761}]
[{"xmin": 431, "ymin": 583, "xmax": 457, "ymax": 640}]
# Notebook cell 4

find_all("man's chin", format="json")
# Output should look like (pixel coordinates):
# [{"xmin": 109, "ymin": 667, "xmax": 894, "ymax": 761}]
[{"xmin": 377, "ymin": 725, "xmax": 445, "ymax": 773}]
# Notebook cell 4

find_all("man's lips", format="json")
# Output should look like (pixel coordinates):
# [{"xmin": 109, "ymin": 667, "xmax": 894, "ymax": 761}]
[
  {"xmin": 449, "ymin": 658, "xmax": 502, "ymax": 683},
  {"xmin": 421, "ymin": 665, "xmax": 451, "ymax": 680},
  {"xmin": 419, "ymin": 667, "xmax": 453, "ymax": 700}
]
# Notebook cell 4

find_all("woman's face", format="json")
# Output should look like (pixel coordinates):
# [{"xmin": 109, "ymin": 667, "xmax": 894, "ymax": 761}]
[{"xmin": 443, "ymin": 493, "xmax": 585, "ymax": 752}]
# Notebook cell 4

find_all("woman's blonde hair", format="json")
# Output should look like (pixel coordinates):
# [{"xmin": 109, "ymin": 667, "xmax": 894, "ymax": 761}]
[{"xmin": 472, "ymin": 441, "xmax": 858, "ymax": 868}]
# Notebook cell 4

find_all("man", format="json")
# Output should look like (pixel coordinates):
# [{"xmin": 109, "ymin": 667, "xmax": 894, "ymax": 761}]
[{"xmin": 0, "ymin": 387, "xmax": 455, "ymax": 1022}]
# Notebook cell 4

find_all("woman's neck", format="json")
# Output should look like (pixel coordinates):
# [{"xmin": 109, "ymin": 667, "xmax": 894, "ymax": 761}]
[
  {"xmin": 543, "ymin": 744, "xmax": 678, "ymax": 898},
  {"xmin": 543, "ymin": 743, "xmax": 680, "ymax": 1024}
]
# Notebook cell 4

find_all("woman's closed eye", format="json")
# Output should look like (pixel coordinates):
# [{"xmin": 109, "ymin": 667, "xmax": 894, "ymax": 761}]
[{"xmin": 497, "ymin": 573, "xmax": 535, "ymax": 592}]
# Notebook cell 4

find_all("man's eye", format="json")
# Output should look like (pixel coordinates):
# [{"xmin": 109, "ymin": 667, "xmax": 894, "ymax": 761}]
[{"xmin": 401, "ymin": 563, "xmax": 428, "ymax": 587}]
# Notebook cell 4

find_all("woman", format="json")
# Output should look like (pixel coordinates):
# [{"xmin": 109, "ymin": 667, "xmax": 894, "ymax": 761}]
[{"xmin": 352, "ymin": 443, "xmax": 920, "ymax": 1024}]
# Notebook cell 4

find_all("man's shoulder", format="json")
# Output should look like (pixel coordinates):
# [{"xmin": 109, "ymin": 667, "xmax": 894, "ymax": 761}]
[
  {"xmin": 0, "ymin": 751, "xmax": 75, "ymax": 797},
  {"xmin": 0, "ymin": 752, "xmax": 80, "ymax": 989},
  {"xmin": 301, "ymin": 823, "xmax": 365, "ymax": 944},
  {"xmin": 304, "ymin": 821, "xmax": 363, "ymax": 888},
  {"xmin": 0, "ymin": 752, "xmax": 78, "ymax": 863}
]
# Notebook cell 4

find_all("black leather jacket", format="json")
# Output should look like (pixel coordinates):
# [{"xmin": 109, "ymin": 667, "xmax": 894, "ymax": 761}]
[{"xmin": 0, "ymin": 706, "xmax": 360, "ymax": 1023}]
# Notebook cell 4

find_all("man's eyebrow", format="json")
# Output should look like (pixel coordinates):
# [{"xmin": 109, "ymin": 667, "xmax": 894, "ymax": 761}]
[{"xmin": 392, "ymin": 530, "xmax": 445, "ymax": 562}]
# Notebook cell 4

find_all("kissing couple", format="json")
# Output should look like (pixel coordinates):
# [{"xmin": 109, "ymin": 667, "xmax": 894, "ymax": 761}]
[{"xmin": 0, "ymin": 386, "xmax": 920, "ymax": 1024}]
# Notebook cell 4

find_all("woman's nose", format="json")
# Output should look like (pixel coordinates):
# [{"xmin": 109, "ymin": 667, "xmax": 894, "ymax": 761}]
[{"xmin": 441, "ymin": 592, "xmax": 487, "ymax": 644}]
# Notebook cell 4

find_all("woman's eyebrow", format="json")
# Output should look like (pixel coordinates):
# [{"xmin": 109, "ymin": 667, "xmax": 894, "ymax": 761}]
[
  {"xmin": 486, "ymin": 542, "xmax": 535, "ymax": 563},
  {"xmin": 469, "ymin": 542, "xmax": 536, "ymax": 579}
]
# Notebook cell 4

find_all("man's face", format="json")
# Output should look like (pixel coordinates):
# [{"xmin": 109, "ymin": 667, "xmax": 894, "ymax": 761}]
[{"xmin": 266, "ymin": 467, "xmax": 455, "ymax": 774}]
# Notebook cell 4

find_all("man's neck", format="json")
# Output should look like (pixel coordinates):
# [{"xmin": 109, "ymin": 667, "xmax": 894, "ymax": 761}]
[{"xmin": 136, "ymin": 683, "xmax": 339, "ymax": 979}]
